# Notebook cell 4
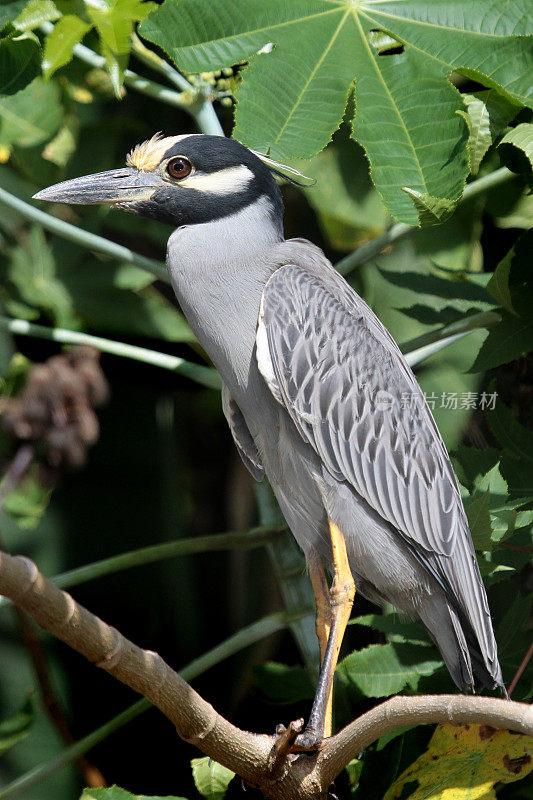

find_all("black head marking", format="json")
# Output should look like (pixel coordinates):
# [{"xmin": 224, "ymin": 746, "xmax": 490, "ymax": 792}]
[{"xmin": 130, "ymin": 135, "xmax": 283, "ymax": 228}]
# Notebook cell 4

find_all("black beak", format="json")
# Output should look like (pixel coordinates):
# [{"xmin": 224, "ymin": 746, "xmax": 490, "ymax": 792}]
[{"xmin": 33, "ymin": 168, "xmax": 161, "ymax": 205}]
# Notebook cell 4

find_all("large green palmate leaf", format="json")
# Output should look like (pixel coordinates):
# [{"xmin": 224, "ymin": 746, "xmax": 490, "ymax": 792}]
[{"xmin": 140, "ymin": 0, "xmax": 533, "ymax": 224}]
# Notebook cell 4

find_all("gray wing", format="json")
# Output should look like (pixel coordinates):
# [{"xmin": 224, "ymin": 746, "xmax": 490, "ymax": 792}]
[
  {"xmin": 257, "ymin": 263, "xmax": 496, "ymax": 664},
  {"xmin": 221, "ymin": 383, "xmax": 264, "ymax": 482}
]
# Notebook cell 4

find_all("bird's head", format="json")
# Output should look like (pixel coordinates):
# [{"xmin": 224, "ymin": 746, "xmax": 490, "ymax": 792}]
[{"xmin": 33, "ymin": 134, "xmax": 293, "ymax": 229}]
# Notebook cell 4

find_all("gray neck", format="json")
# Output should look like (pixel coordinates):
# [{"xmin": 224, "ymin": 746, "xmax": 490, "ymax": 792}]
[{"xmin": 166, "ymin": 196, "xmax": 283, "ymax": 394}]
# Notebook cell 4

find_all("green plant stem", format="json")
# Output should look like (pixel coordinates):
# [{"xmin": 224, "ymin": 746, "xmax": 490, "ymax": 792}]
[
  {"xmin": 402, "ymin": 310, "xmax": 500, "ymax": 367},
  {"xmin": 0, "ymin": 526, "xmax": 283, "ymax": 611},
  {"xmin": 336, "ymin": 167, "xmax": 516, "ymax": 275},
  {"xmin": 40, "ymin": 23, "xmax": 192, "ymax": 112},
  {"xmin": 0, "ymin": 316, "xmax": 220, "ymax": 390},
  {"xmin": 130, "ymin": 34, "xmax": 225, "ymax": 137},
  {"xmin": 0, "ymin": 187, "xmax": 167, "ymax": 282},
  {"xmin": 0, "ymin": 611, "xmax": 291, "ymax": 800}
]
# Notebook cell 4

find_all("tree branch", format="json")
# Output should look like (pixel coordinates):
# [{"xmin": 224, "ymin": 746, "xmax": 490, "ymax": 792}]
[
  {"xmin": 316, "ymin": 693, "xmax": 533, "ymax": 788},
  {"xmin": 1, "ymin": 549, "xmax": 530, "ymax": 800}
]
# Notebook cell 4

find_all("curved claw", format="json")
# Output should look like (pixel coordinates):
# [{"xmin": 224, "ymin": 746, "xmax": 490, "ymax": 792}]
[{"xmin": 291, "ymin": 726, "xmax": 328, "ymax": 752}]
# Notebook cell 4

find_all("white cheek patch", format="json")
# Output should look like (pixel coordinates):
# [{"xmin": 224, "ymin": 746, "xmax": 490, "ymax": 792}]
[{"xmin": 179, "ymin": 165, "xmax": 254, "ymax": 194}]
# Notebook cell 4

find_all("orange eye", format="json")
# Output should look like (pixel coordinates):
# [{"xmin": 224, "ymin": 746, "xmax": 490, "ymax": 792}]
[{"xmin": 166, "ymin": 156, "xmax": 192, "ymax": 180}]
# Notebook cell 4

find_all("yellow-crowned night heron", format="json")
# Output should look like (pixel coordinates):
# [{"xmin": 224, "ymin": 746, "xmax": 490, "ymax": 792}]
[{"xmin": 34, "ymin": 133, "xmax": 503, "ymax": 749}]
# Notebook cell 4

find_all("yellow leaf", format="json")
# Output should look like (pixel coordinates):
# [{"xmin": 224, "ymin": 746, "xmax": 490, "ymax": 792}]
[{"xmin": 384, "ymin": 724, "xmax": 533, "ymax": 800}]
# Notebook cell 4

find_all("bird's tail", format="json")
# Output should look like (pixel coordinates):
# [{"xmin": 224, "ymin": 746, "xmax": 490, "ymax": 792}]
[{"xmin": 419, "ymin": 592, "xmax": 504, "ymax": 693}]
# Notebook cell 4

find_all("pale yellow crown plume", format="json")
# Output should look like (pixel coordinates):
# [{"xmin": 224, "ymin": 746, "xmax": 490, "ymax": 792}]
[{"xmin": 126, "ymin": 132, "xmax": 187, "ymax": 171}]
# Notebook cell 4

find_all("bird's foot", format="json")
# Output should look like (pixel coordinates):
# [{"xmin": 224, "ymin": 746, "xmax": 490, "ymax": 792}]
[
  {"xmin": 272, "ymin": 719, "xmax": 327, "ymax": 758},
  {"xmin": 291, "ymin": 725, "xmax": 327, "ymax": 752}
]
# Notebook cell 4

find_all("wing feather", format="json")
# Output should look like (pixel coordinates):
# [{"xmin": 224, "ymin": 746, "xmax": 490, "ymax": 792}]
[{"xmin": 257, "ymin": 262, "xmax": 500, "ymax": 674}]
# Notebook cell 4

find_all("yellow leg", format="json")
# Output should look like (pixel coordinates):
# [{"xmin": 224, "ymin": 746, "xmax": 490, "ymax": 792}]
[
  {"xmin": 328, "ymin": 519, "xmax": 356, "ymax": 682},
  {"xmin": 308, "ymin": 555, "xmax": 332, "ymax": 738},
  {"xmin": 297, "ymin": 521, "xmax": 355, "ymax": 750}
]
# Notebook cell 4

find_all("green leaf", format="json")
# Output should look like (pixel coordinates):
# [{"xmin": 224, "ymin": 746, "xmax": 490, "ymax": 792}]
[
  {"xmin": 469, "ymin": 291, "xmax": 533, "ymax": 372},
  {"xmin": 378, "ymin": 269, "xmax": 494, "ymax": 311},
  {"xmin": 8, "ymin": 226, "xmax": 77, "ymax": 327},
  {"xmin": 42, "ymin": 14, "xmax": 91, "ymax": 78},
  {"xmin": 140, "ymin": 0, "xmax": 477, "ymax": 224},
  {"xmin": 299, "ymin": 128, "xmax": 390, "ymax": 250},
  {"xmin": 487, "ymin": 396, "xmax": 533, "ymax": 465},
  {"xmin": 452, "ymin": 445, "xmax": 501, "ymax": 493},
  {"xmin": 0, "ymin": 76, "xmax": 63, "ymax": 148},
  {"xmin": 42, "ymin": 115, "xmax": 78, "ymax": 166},
  {"xmin": 402, "ymin": 189, "xmax": 456, "ymax": 227},
  {"xmin": 494, "ymin": 191, "xmax": 533, "ymax": 230},
  {"xmin": 54, "ymin": 258, "xmax": 194, "ymax": 342},
  {"xmin": 349, "ymin": 613, "xmax": 431, "ymax": 646},
  {"xmin": 2, "ymin": 469, "xmax": 52, "ymax": 529},
  {"xmin": 0, "ymin": 31, "xmax": 41, "ymax": 95},
  {"xmin": 486, "ymin": 245, "xmax": 515, "ymax": 314},
  {"xmin": 368, "ymin": 237, "xmax": 486, "ymax": 449},
  {"xmin": 464, "ymin": 490, "xmax": 492, "ymax": 551},
  {"xmin": 0, "ymin": 1, "xmax": 30, "ymax": 30},
  {"xmin": 346, "ymin": 758, "xmax": 363, "ymax": 794},
  {"xmin": 384, "ymin": 723, "xmax": 533, "ymax": 800},
  {"xmin": 499, "ymin": 122, "xmax": 533, "ymax": 181},
  {"xmin": 12, "ymin": 0, "xmax": 60, "ymax": 31},
  {"xmin": 80, "ymin": 786, "xmax": 188, "ymax": 800},
  {"xmin": 253, "ymin": 661, "xmax": 315, "ymax": 703},
  {"xmin": 87, "ymin": 0, "xmax": 156, "ymax": 95},
  {"xmin": 376, "ymin": 725, "xmax": 418, "ymax": 752},
  {"xmin": 191, "ymin": 757, "xmax": 235, "ymax": 800},
  {"xmin": 474, "ymin": 462, "xmax": 508, "ymax": 503},
  {"xmin": 496, "ymin": 596, "xmax": 533, "ymax": 696},
  {"xmin": 397, "ymin": 305, "xmax": 474, "ymax": 326},
  {"xmin": 0, "ymin": 694, "xmax": 34, "ymax": 755},
  {"xmin": 339, "ymin": 642, "xmax": 443, "ymax": 698},
  {"xmin": 458, "ymin": 90, "xmax": 520, "ymax": 175}
]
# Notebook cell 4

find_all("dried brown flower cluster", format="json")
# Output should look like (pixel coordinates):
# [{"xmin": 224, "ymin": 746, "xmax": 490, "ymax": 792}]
[{"xmin": 2, "ymin": 347, "xmax": 109, "ymax": 468}]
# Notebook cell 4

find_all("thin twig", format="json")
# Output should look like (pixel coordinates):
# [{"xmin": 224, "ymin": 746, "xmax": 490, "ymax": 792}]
[
  {"xmin": 0, "ymin": 525, "xmax": 284, "ymax": 612},
  {"xmin": 0, "ymin": 445, "xmax": 104, "ymax": 788},
  {"xmin": 13, "ymin": 607, "xmax": 106, "ymax": 788},
  {"xmin": 39, "ymin": 23, "xmax": 193, "ymax": 112},
  {"xmin": 335, "ymin": 168, "xmax": 516, "ymax": 276},
  {"xmin": 501, "ymin": 542, "xmax": 533, "ymax": 553},
  {"xmin": 0, "ymin": 444, "xmax": 35, "ymax": 510},
  {"xmin": 508, "ymin": 642, "xmax": 533, "ymax": 698},
  {"xmin": 0, "ymin": 317, "xmax": 220, "ymax": 390},
  {"xmin": 0, "ymin": 187, "xmax": 167, "ymax": 282},
  {"xmin": 130, "ymin": 34, "xmax": 225, "ymax": 136}
]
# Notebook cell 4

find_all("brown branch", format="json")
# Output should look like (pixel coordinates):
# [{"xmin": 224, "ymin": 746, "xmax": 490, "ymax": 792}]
[
  {"xmin": 0, "ymin": 549, "xmax": 531, "ymax": 800},
  {"xmin": 316, "ymin": 694, "xmax": 533, "ymax": 788},
  {"xmin": 13, "ymin": 606, "xmax": 106, "ymax": 788}
]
